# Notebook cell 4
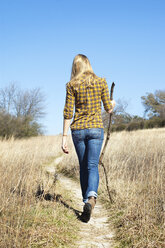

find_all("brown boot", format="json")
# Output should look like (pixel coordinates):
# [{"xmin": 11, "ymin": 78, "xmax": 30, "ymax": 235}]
[
  {"xmin": 87, "ymin": 196, "xmax": 96, "ymax": 209},
  {"xmin": 81, "ymin": 197, "xmax": 96, "ymax": 223}
]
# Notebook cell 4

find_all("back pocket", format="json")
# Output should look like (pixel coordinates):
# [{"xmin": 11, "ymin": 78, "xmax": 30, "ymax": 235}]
[{"xmin": 88, "ymin": 128, "xmax": 103, "ymax": 139}]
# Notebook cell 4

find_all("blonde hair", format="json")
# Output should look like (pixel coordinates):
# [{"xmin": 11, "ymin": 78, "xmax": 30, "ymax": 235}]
[{"xmin": 70, "ymin": 54, "xmax": 96, "ymax": 88}]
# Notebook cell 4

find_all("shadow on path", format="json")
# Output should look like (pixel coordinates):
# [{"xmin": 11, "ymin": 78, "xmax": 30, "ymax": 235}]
[
  {"xmin": 57, "ymin": 198, "xmax": 82, "ymax": 219},
  {"xmin": 35, "ymin": 188, "xmax": 82, "ymax": 220}
]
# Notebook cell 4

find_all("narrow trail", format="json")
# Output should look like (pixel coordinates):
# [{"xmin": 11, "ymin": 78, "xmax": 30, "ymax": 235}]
[{"xmin": 46, "ymin": 156, "xmax": 114, "ymax": 248}]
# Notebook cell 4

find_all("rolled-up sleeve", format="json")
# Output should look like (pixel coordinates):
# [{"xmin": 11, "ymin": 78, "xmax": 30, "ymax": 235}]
[
  {"xmin": 101, "ymin": 79, "xmax": 112, "ymax": 112},
  {"xmin": 63, "ymin": 83, "xmax": 75, "ymax": 119}
]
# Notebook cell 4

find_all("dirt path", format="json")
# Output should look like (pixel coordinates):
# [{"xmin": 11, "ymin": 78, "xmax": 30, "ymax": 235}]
[{"xmin": 46, "ymin": 156, "xmax": 114, "ymax": 248}]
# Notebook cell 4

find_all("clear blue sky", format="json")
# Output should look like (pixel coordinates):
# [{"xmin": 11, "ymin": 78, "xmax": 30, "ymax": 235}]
[{"xmin": 0, "ymin": 0, "xmax": 165, "ymax": 135}]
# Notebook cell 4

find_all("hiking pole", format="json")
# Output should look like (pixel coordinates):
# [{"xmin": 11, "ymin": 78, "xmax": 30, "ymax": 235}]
[{"xmin": 99, "ymin": 82, "xmax": 115, "ymax": 204}]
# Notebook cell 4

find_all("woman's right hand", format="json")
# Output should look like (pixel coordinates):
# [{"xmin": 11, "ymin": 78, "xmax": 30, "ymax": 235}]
[{"xmin": 61, "ymin": 136, "xmax": 69, "ymax": 154}]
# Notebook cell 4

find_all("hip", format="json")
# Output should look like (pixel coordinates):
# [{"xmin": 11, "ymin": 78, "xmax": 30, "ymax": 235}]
[{"xmin": 71, "ymin": 128, "xmax": 104, "ymax": 142}]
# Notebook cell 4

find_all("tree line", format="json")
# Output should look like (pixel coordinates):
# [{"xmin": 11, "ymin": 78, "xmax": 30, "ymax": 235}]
[
  {"xmin": 102, "ymin": 90, "xmax": 165, "ymax": 132},
  {"xmin": 0, "ymin": 83, "xmax": 45, "ymax": 138},
  {"xmin": 0, "ymin": 83, "xmax": 164, "ymax": 138}
]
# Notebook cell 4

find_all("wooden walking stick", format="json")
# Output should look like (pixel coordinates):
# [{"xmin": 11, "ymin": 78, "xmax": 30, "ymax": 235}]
[{"xmin": 99, "ymin": 82, "xmax": 115, "ymax": 204}]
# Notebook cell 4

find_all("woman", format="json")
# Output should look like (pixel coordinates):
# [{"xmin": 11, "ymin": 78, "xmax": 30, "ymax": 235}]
[{"xmin": 62, "ymin": 54, "xmax": 115, "ymax": 222}]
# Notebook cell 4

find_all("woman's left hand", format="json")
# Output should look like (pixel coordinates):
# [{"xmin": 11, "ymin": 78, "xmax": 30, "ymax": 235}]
[
  {"xmin": 62, "ymin": 136, "xmax": 69, "ymax": 154},
  {"xmin": 108, "ymin": 100, "xmax": 116, "ymax": 113}
]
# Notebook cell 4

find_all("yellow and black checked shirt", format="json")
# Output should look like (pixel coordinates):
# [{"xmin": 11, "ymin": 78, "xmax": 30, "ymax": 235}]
[{"xmin": 63, "ymin": 72, "xmax": 112, "ymax": 130}]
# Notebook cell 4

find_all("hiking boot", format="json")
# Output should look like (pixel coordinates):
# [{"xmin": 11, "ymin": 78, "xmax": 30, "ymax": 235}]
[
  {"xmin": 87, "ymin": 196, "xmax": 96, "ymax": 209},
  {"xmin": 81, "ymin": 203, "xmax": 92, "ymax": 223},
  {"xmin": 81, "ymin": 197, "xmax": 96, "ymax": 223}
]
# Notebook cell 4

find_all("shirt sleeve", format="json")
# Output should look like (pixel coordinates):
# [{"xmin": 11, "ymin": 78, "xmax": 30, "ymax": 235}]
[
  {"xmin": 101, "ymin": 79, "xmax": 113, "ymax": 112},
  {"xmin": 63, "ymin": 83, "xmax": 75, "ymax": 119}
]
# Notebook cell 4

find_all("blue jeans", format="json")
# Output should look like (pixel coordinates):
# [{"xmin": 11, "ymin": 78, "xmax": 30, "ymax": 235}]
[{"xmin": 71, "ymin": 128, "xmax": 104, "ymax": 203}]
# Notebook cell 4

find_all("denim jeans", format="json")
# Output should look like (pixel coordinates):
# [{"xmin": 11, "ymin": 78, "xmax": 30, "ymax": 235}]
[{"xmin": 71, "ymin": 128, "xmax": 104, "ymax": 203}]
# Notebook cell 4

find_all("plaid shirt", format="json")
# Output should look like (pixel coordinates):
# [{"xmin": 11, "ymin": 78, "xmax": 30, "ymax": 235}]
[{"xmin": 63, "ymin": 72, "xmax": 112, "ymax": 130}]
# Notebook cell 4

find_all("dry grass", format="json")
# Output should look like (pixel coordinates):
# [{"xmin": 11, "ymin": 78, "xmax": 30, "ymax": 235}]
[
  {"xmin": 1, "ymin": 129, "xmax": 165, "ymax": 247},
  {"xmin": 0, "ymin": 135, "xmax": 79, "ymax": 248},
  {"xmin": 59, "ymin": 128, "xmax": 165, "ymax": 248}
]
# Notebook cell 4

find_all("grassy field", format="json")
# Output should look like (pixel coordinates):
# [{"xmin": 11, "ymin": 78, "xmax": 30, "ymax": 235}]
[
  {"xmin": 0, "ymin": 128, "xmax": 165, "ymax": 247},
  {"xmin": 59, "ymin": 128, "xmax": 165, "ymax": 248},
  {"xmin": 0, "ymin": 136, "xmax": 79, "ymax": 248}
]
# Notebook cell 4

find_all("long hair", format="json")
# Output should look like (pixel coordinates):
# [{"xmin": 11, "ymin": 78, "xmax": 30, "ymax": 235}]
[{"xmin": 70, "ymin": 54, "xmax": 96, "ymax": 88}]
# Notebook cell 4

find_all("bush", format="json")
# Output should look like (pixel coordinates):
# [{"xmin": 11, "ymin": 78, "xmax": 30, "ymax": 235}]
[
  {"xmin": 0, "ymin": 83, "xmax": 45, "ymax": 138},
  {"xmin": 144, "ymin": 117, "xmax": 165, "ymax": 129},
  {"xmin": 126, "ymin": 122, "xmax": 142, "ymax": 131},
  {"xmin": 0, "ymin": 111, "xmax": 43, "ymax": 138},
  {"xmin": 115, "ymin": 124, "xmax": 126, "ymax": 131}
]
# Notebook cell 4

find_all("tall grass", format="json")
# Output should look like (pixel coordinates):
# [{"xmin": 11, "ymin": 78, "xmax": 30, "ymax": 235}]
[
  {"xmin": 0, "ymin": 135, "xmax": 79, "ymax": 248},
  {"xmin": 1, "ymin": 129, "xmax": 164, "ymax": 247},
  {"xmin": 59, "ymin": 128, "xmax": 165, "ymax": 247}
]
